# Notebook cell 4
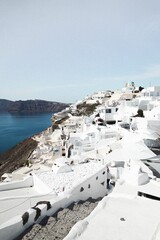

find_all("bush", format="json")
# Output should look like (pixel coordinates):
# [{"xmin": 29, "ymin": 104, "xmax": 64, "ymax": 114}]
[{"xmin": 76, "ymin": 102, "xmax": 100, "ymax": 116}]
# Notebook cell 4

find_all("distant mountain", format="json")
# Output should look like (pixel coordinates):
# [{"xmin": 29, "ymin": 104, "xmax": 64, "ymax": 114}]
[
  {"xmin": 0, "ymin": 99, "xmax": 13, "ymax": 112},
  {"xmin": 0, "ymin": 99, "xmax": 69, "ymax": 114}
]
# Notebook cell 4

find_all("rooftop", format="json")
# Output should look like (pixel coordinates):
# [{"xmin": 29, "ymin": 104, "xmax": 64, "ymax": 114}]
[{"xmin": 65, "ymin": 194, "xmax": 160, "ymax": 240}]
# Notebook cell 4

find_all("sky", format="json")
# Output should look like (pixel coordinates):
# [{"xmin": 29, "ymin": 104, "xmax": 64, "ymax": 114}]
[{"xmin": 0, "ymin": 0, "xmax": 160, "ymax": 103}]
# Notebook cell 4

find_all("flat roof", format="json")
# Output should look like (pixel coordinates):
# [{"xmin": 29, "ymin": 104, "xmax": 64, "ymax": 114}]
[{"xmin": 65, "ymin": 195, "xmax": 160, "ymax": 240}]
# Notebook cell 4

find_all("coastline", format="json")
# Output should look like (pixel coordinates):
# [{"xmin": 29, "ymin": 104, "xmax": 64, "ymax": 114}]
[{"xmin": 0, "ymin": 111, "xmax": 53, "ymax": 154}]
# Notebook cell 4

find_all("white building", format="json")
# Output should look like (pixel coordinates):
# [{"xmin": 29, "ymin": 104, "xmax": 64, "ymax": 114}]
[
  {"xmin": 141, "ymin": 86, "xmax": 160, "ymax": 97},
  {"xmin": 122, "ymin": 81, "xmax": 135, "ymax": 93},
  {"xmin": 85, "ymin": 91, "xmax": 111, "ymax": 104}
]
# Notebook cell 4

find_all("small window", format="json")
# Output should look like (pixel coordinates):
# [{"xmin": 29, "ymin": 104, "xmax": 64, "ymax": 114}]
[{"xmin": 106, "ymin": 109, "xmax": 111, "ymax": 113}]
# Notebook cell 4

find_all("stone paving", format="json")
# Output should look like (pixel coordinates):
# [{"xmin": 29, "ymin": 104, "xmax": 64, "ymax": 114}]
[{"xmin": 18, "ymin": 198, "xmax": 101, "ymax": 240}]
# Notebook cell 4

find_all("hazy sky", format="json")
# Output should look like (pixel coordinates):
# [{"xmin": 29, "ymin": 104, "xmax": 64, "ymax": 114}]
[{"xmin": 0, "ymin": 0, "xmax": 160, "ymax": 103}]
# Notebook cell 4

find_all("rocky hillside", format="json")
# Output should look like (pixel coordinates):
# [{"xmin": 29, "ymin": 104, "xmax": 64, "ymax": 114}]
[
  {"xmin": 76, "ymin": 102, "xmax": 100, "ymax": 116},
  {"xmin": 0, "ymin": 99, "xmax": 69, "ymax": 113},
  {"xmin": 0, "ymin": 137, "xmax": 38, "ymax": 177}
]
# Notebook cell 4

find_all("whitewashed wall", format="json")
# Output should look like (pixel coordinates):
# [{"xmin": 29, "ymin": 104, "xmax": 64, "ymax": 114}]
[{"xmin": 0, "ymin": 176, "xmax": 33, "ymax": 191}]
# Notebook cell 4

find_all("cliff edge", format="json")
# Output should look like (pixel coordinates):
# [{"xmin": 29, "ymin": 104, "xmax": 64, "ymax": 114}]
[
  {"xmin": 0, "ymin": 99, "xmax": 69, "ymax": 113},
  {"xmin": 0, "ymin": 138, "xmax": 38, "ymax": 177}
]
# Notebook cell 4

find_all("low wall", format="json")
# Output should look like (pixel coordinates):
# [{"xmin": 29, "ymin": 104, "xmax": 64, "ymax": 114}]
[
  {"xmin": 0, "ymin": 176, "xmax": 33, "ymax": 191},
  {"xmin": 0, "ymin": 173, "xmax": 52, "ymax": 194},
  {"xmin": 0, "ymin": 166, "xmax": 107, "ymax": 240},
  {"xmin": 0, "ymin": 192, "xmax": 57, "ymax": 226}
]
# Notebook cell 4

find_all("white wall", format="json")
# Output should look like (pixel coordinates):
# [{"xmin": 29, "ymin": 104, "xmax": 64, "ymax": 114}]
[
  {"xmin": 0, "ymin": 176, "xmax": 33, "ymax": 191},
  {"xmin": 66, "ymin": 167, "xmax": 107, "ymax": 201}
]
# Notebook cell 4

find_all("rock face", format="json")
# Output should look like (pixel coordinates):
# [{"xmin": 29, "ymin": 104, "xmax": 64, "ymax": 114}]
[
  {"xmin": 76, "ymin": 102, "xmax": 100, "ymax": 116},
  {"xmin": 0, "ymin": 99, "xmax": 12, "ymax": 111},
  {"xmin": 0, "ymin": 99, "xmax": 69, "ymax": 113},
  {"xmin": 0, "ymin": 138, "xmax": 38, "ymax": 177}
]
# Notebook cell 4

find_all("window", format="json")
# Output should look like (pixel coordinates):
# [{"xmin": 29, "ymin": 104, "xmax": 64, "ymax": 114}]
[{"xmin": 106, "ymin": 109, "xmax": 111, "ymax": 113}]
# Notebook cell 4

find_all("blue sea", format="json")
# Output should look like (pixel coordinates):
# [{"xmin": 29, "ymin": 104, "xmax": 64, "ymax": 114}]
[{"xmin": 0, "ymin": 112, "xmax": 52, "ymax": 153}]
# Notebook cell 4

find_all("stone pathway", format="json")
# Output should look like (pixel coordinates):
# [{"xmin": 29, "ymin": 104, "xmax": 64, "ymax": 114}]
[{"xmin": 18, "ymin": 198, "xmax": 101, "ymax": 240}]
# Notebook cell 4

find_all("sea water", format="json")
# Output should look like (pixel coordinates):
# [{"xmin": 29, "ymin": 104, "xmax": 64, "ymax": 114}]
[{"xmin": 0, "ymin": 112, "xmax": 52, "ymax": 153}]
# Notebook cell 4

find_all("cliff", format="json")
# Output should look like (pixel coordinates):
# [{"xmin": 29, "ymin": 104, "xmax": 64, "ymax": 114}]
[
  {"xmin": 0, "ymin": 137, "xmax": 38, "ymax": 177},
  {"xmin": 0, "ymin": 99, "xmax": 12, "ymax": 111},
  {"xmin": 0, "ymin": 99, "xmax": 69, "ymax": 113}
]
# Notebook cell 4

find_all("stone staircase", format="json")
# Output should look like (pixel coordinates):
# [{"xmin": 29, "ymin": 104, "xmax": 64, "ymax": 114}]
[{"xmin": 17, "ymin": 198, "xmax": 102, "ymax": 240}]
